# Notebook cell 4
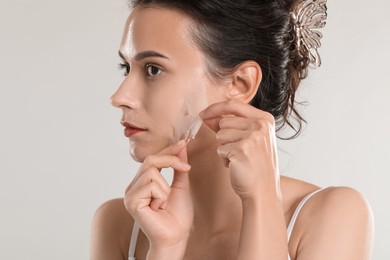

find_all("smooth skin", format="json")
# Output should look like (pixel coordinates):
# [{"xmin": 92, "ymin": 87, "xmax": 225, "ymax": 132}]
[{"xmin": 90, "ymin": 6, "xmax": 374, "ymax": 260}]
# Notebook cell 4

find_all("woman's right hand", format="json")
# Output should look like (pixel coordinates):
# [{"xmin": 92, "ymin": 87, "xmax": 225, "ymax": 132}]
[{"xmin": 124, "ymin": 140, "xmax": 194, "ymax": 254}]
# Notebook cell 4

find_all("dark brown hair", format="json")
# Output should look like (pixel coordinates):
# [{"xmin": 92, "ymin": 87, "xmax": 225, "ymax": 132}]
[{"xmin": 129, "ymin": 0, "xmax": 311, "ymax": 139}]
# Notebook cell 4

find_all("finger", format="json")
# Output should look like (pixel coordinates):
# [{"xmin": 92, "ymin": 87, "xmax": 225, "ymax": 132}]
[
  {"xmin": 219, "ymin": 116, "xmax": 252, "ymax": 130},
  {"xmin": 217, "ymin": 143, "xmax": 233, "ymax": 159},
  {"xmin": 142, "ymin": 181, "xmax": 169, "ymax": 212},
  {"xmin": 126, "ymin": 180, "xmax": 169, "ymax": 213},
  {"xmin": 156, "ymin": 139, "xmax": 187, "ymax": 156},
  {"xmin": 201, "ymin": 114, "xmax": 238, "ymax": 133},
  {"xmin": 176, "ymin": 143, "xmax": 188, "ymax": 164},
  {"xmin": 135, "ymin": 140, "xmax": 188, "ymax": 175},
  {"xmin": 216, "ymin": 129, "xmax": 249, "ymax": 145},
  {"xmin": 219, "ymin": 117, "xmax": 276, "ymax": 133},
  {"xmin": 200, "ymin": 100, "xmax": 264, "ymax": 120},
  {"xmin": 215, "ymin": 143, "xmax": 233, "ymax": 168},
  {"xmin": 201, "ymin": 116, "xmax": 222, "ymax": 133},
  {"xmin": 126, "ymin": 167, "xmax": 171, "ymax": 196},
  {"xmin": 128, "ymin": 141, "xmax": 191, "ymax": 196},
  {"xmin": 132, "ymin": 148, "xmax": 191, "ymax": 187},
  {"xmin": 171, "ymin": 144, "xmax": 190, "ymax": 191},
  {"xmin": 202, "ymin": 99, "xmax": 265, "ymax": 118},
  {"xmin": 138, "ymin": 154, "xmax": 191, "ymax": 176}
]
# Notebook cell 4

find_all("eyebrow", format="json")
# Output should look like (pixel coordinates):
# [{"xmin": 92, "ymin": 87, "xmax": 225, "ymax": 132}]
[{"xmin": 118, "ymin": 50, "xmax": 170, "ymax": 62}]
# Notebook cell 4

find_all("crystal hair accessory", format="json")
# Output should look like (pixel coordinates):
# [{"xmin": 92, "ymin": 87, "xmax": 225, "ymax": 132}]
[{"xmin": 290, "ymin": 0, "xmax": 327, "ymax": 68}]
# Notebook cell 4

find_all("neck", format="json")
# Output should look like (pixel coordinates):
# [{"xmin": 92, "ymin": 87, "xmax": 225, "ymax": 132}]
[{"xmin": 186, "ymin": 128, "xmax": 242, "ymax": 235}]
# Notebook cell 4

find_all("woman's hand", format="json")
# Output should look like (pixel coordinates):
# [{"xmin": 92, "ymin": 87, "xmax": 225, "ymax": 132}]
[
  {"xmin": 200, "ymin": 100, "xmax": 288, "ymax": 259},
  {"xmin": 200, "ymin": 99, "xmax": 281, "ymax": 200},
  {"xmin": 124, "ymin": 140, "xmax": 194, "ymax": 255}
]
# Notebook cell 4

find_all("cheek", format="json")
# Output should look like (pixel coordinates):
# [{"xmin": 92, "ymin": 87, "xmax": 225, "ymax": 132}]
[
  {"xmin": 142, "ymin": 72, "xmax": 210, "ymax": 144},
  {"xmin": 126, "ymin": 80, "xmax": 189, "ymax": 161},
  {"xmin": 203, "ymin": 76, "xmax": 229, "ymax": 105},
  {"xmin": 145, "ymin": 84, "xmax": 187, "ymax": 134}
]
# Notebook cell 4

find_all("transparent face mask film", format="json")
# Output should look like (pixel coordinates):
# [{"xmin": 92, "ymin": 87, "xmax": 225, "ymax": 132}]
[{"xmin": 170, "ymin": 71, "xmax": 208, "ymax": 145}]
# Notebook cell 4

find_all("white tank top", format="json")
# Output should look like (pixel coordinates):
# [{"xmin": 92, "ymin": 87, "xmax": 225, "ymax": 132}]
[{"xmin": 128, "ymin": 188, "xmax": 326, "ymax": 260}]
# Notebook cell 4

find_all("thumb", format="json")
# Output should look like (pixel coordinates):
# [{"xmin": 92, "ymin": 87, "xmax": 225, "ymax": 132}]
[
  {"xmin": 171, "ymin": 144, "xmax": 190, "ymax": 191},
  {"xmin": 177, "ymin": 143, "xmax": 188, "ymax": 163}
]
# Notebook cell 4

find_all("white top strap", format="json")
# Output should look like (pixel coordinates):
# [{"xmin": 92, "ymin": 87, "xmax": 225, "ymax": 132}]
[
  {"xmin": 128, "ymin": 221, "xmax": 140, "ymax": 260},
  {"xmin": 287, "ymin": 188, "xmax": 325, "ymax": 241}
]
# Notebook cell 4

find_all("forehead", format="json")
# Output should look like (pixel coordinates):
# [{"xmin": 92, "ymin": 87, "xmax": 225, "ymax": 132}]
[{"xmin": 120, "ymin": 6, "xmax": 201, "ymax": 63}]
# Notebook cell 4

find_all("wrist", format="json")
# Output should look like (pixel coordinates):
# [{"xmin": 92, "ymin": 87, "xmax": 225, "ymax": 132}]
[
  {"xmin": 240, "ymin": 190, "xmax": 283, "ymax": 212},
  {"xmin": 238, "ymin": 188, "xmax": 287, "ymax": 259},
  {"xmin": 239, "ymin": 178, "xmax": 282, "ymax": 204},
  {"xmin": 147, "ymin": 238, "xmax": 188, "ymax": 260}
]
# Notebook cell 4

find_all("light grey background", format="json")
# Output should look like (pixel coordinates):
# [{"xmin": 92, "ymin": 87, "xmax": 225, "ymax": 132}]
[{"xmin": 0, "ymin": 0, "xmax": 389, "ymax": 259}]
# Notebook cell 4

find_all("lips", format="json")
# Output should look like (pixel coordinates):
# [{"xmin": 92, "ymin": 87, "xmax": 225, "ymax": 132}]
[{"xmin": 121, "ymin": 121, "xmax": 146, "ymax": 137}]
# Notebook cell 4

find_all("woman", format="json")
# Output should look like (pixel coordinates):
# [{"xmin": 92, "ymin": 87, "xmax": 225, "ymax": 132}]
[{"xmin": 91, "ymin": 0, "xmax": 374, "ymax": 259}]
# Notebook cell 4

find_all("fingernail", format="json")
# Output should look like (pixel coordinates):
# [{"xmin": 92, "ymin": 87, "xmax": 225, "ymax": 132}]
[{"xmin": 179, "ymin": 162, "xmax": 191, "ymax": 170}]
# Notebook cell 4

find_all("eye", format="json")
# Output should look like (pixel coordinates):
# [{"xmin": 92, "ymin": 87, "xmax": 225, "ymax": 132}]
[
  {"xmin": 145, "ymin": 64, "xmax": 162, "ymax": 77},
  {"xmin": 118, "ymin": 62, "xmax": 130, "ymax": 76}
]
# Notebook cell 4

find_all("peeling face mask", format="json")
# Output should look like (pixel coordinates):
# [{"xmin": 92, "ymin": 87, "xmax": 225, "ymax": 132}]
[
  {"xmin": 125, "ymin": 68, "xmax": 208, "ymax": 161},
  {"xmin": 169, "ymin": 69, "xmax": 208, "ymax": 144}
]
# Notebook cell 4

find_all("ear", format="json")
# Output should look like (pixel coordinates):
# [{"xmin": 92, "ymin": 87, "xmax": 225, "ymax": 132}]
[{"xmin": 225, "ymin": 61, "xmax": 262, "ymax": 103}]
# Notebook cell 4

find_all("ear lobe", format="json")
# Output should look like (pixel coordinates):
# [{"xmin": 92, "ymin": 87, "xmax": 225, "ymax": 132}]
[{"xmin": 226, "ymin": 61, "xmax": 262, "ymax": 103}]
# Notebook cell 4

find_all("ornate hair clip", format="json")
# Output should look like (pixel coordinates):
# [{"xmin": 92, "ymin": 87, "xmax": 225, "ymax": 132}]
[{"xmin": 290, "ymin": 0, "xmax": 328, "ymax": 68}]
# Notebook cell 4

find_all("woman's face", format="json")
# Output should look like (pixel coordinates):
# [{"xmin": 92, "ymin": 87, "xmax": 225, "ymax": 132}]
[{"xmin": 111, "ymin": 6, "xmax": 219, "ymax": 162}]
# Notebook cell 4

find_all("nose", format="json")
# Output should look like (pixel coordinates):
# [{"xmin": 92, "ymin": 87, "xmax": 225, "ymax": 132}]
[{"xmin": 110, "ymin": 77, "xmax": 141, "ymax": 110}]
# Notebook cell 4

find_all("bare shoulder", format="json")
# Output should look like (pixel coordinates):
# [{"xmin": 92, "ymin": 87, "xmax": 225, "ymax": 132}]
[
  {"xmin": 90, "ymin": 198, "xmax": 134, "ymax": 260},
  {"xmin": 303, "ymin": 186, "xmax": 374, "ymax": 228},
  {"xmin": 311, "ymin": 186, "xmax": 373, "ymax": 213},
  {"xmin": 294, "ymin": 186, "xmax": 374, "ymax": 260}
]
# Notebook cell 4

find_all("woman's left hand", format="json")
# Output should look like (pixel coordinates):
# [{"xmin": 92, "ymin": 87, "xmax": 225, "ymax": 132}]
[{"xmin": 200, "ymin": 99, "xmax": 281, "ymax": 200}]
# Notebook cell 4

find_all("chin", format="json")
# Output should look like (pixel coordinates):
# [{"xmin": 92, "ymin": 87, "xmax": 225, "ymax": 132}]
[
  {"xmin": 129, "ymin": 150, "xmax": 145, "ymax": 163},
  {"xmin": 128, "ymin": 139, "xmax": 170, "ymax": 162}
]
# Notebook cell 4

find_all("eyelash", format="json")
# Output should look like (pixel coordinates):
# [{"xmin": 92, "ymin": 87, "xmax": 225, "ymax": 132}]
[
  {"xmin": 118, "ymin": 63, "xmax": 162, "ymax": 78},
  {"xmin": 118, "ymin": 63, "xmax": 130, "ymax": 76}
]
